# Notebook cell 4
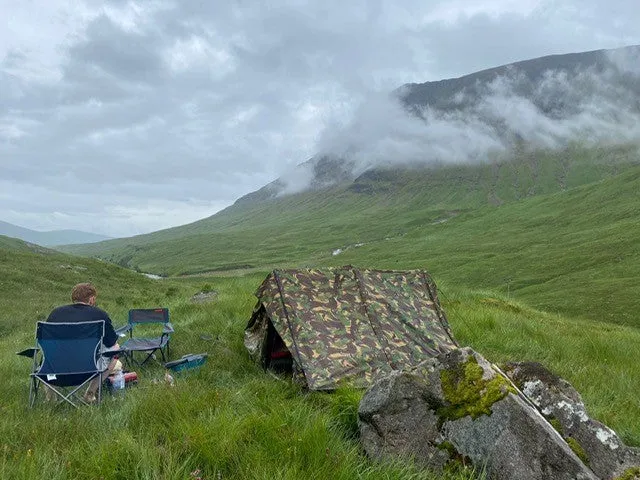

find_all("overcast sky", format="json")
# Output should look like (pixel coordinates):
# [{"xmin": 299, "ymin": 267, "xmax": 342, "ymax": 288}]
[{"xmin": 1, "ymin": 0, "xmax": 639, "ymax": 238}]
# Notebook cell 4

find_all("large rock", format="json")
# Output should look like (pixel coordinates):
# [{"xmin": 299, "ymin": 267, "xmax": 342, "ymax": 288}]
[
  {"xmin": 504, "ymin": 361, "xmax": 640, "ymax": 480},
  {"xmin": 443, "ymin": 393, "xmax": 597, "ymax": 480},
  {"xmin": 358, "ymin": 348, "xmax": 599, "ymax": 480}
]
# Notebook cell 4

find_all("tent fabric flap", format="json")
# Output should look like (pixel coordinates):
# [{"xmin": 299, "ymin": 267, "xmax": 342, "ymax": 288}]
[{"xmin": 244, "ymin": 266, "xmax": 457, "ymax": 390}]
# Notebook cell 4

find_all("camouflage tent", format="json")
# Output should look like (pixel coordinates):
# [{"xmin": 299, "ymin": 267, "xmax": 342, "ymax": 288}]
[{"xmin": 244, "ymin": 266, "xmax": 458, "ymax": 390}]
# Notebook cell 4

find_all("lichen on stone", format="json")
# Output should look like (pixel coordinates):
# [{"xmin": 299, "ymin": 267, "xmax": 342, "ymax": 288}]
[
  {"xmin": 566, "ymin": 437, "xmax": 589, "ymax": 466},
  {"xmin": 438, "ymin": 355, "xmax": 516, "ymax": 421},
  {"xmin": 596, "ymin": 427, "xmax": 620, "ymax": 450}
]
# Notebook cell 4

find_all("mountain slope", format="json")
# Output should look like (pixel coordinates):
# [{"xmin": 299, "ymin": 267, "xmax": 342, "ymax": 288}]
[
  {"xmin": 233, "ymin": 44, "xmax": 640, "ymax": 204},
  {"xmin": 62, "ymin": 147, "xmax": 640, "ymax": 327},
  {"xmin": 331, "ymin": 165, "xmax": 640, "ymax": 327},
  {"xmin": 63, "ymin": 144, "xmax": 637, "ymax": 263},
  {"xmin": 0, "ymin": 220, "xmax": 112, "ymax": 246}
]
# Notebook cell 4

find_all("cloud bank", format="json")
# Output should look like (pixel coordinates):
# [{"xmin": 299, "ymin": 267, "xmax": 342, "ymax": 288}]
[
  {"xmin": 1, "ymin": 0, "xmax": 640, "ymax": 236},
  {"xmin": 283, "ymin": 47, "xmax": 640, "ymax": 193}
]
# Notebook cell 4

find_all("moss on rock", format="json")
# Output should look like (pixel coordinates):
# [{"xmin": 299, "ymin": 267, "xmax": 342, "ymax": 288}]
[
  {"xmin": 547, "ymin": 416, "xmax": 563, "ymax": 434},
  {"xmin": 566, "ymin": 437, "xmax": 589, "ymax": 466},
  {"xmin": 438, "ymin": 355, "xmax": 515, "ymax": 421},
  {"xmin": 614, "ymin": 466, "xmax": 640, "ymax": 480}
]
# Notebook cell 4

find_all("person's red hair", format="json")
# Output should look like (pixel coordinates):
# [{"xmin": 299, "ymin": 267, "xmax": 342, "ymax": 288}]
[{"xmin": 71, "ymin": 283, "xmax": 97, "ymax": 303}]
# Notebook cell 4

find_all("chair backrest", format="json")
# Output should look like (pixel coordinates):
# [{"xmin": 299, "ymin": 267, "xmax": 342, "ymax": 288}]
[
  {"xmin": 36, "ymin": 320, "xmax": 105, "ymax": 375},
  {"xmin": 128, "ymin": 308, "xmax": 170, "ymax": 325}
]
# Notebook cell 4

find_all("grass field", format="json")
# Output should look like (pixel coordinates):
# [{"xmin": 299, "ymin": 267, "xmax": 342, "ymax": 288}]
[{"xmin": 2, "ymin": 237, "xmax": 639, "ymax": 479}]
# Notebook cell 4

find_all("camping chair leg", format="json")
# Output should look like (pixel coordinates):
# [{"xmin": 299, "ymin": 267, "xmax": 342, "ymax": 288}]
[
  {"xmin": 130, "ymin": 350, "xmax": 158, "ymax": 367},
  {"xmin": 140, "ymin": 351, "xmax": 155, "ymax": 366},
  {"xmin": 29, "ymin": 377, "xmax": 38, "ymax": 408},
  {"xmin": 40, "ymin": 375, "xmax": 101, "ymax": 408},
  {"xmin": 29, "ymin": 348, "xmax": 40, "ymax": 408},
  {"xmin": 58, "ymin": 386, "xmax": 83, "ymax": 408},
  {"xmin": 160, "ymin": 345, "xmax": 167, "ymax": 363},
  {"xmin": 121, "ymin": 351, "xmax": 133, "ymax": 370},
  {"xmin": 53, "ymin": 382, "xmax": 88, "ymax": 408}
]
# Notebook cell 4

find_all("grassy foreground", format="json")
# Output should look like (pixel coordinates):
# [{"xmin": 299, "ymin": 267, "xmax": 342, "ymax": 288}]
[
  {"xmin": 2, "ymin": 240, "xmax": 639, "ymax": 479},
  {"xmin": 1, "ymin": 244, "xmax": 482, "ymax": 480}
]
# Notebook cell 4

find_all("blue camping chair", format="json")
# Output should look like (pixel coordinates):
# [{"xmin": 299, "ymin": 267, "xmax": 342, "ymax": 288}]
[
  {"xmin": 117, "ymin": 308, "xmax": 173, "ymax": 367},
  {"xmin": 24, "ymin": 320, "xmax": 109, "ymax": 407}
]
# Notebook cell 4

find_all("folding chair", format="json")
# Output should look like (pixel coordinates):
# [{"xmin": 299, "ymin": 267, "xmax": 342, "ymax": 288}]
[
  {"xmin": 118, "ymin": 308, "xmax": 173, "ymax": 367},
  {"xmin": 25, "ymin": 320, "xmax": 108, "ymax": 408}
]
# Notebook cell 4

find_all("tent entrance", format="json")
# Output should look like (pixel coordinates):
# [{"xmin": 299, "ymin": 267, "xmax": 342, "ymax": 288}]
[{"xmin": 266, "ymin": 321, "xmax": 292, "ymax": 373}]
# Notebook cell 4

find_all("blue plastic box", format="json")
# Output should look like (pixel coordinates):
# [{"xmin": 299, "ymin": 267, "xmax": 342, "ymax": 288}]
[{"xmin": 165, "ymin": 353, "xmax": 208, "ymax": 372}]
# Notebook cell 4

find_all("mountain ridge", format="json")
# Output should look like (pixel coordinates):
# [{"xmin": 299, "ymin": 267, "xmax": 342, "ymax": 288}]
[
  {"xmin": 396, "ymin": 45, "xmax": 637, "ymax": 110},
  {"xmin": 230, "ymin": 44, "xmax": 640, "ymax": 206},
  {"xmin": 0, "ymin": 220, "xmax": 113, "ymax": 246}
]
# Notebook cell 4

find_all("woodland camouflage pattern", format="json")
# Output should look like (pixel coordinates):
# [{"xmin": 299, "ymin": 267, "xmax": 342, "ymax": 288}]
[{"xmin": 245, "ymin": 266, "xmax": 458, "ymax": 390}]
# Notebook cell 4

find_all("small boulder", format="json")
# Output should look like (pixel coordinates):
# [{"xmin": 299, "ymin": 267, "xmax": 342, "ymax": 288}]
[{"xmin": 190, "ymin": 290, "xmax": 218, "ymax": 304}]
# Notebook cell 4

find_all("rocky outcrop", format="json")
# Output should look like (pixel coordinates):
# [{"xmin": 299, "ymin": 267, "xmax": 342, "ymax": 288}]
[
  {"xmin": 358, "ymin": 348, "xmax": 638, "ymax": 480},
  {"xmin": 190, "ymin": 290, "xmax": 218, "ymax": 303},
  {"xmin": 503, "ymin": 361, "xmax": 640, "ymax": 480}
]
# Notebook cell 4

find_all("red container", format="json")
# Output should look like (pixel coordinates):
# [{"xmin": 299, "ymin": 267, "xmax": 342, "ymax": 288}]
[{"xmin": 108, "ymin": 371, "xmax": 138, "ymax": 387}]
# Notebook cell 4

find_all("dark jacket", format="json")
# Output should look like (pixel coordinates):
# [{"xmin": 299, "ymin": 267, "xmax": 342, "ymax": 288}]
[{"xmin": 47, "ymin": 303, "xmax": 118, "ymax": 347}]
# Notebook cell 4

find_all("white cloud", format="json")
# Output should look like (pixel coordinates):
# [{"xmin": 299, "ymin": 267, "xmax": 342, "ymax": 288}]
[
  {"xmin": 306, "ymin": 57, "xmax": 640, "ymax": 192},
  {"xmin": 421, "ymin": 0, "xmax": 543, "ymax": 24}
]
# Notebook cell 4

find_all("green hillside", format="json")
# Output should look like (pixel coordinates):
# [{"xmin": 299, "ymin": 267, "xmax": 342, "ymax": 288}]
[
  {"xmin": 332, "ymin": 165, "xmax": 640, "ymax": 327},
  {"xmin": 2, "ymin": 235, "xmax": 640, "ymax": 479},
  {"xmin": 0, "ymin": 235, "xmax": 181, "ymax": 336},
  {"xmin": 64, "ymin": 145, "xmax": 635, "ymax": 260},
  {"xmin": 62, "ymin": 145, "xmax": 640, "ymax": 327}
]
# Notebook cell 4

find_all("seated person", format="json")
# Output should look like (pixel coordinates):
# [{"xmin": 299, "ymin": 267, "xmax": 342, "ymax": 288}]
[{"xmin": 47, "ymin": 282, "xmax": 120, "ymax": 403}]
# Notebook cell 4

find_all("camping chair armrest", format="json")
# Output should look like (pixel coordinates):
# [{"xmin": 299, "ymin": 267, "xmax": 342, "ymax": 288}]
[
  {"xmin": 115, "ymin": 324, "xmax": 132, "ymax": 336},
  {"xmin": 162, "ymin": 323, "xmax": 174, "ymax": 334},
  {"xmin": 16, "ymin": 347, "xmax": 40, "ymax": 358}
]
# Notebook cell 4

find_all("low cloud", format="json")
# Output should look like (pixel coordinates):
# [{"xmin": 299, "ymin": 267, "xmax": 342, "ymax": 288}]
[{"xmin": 284, "ymin": 47, "xmax": 640, "ymax": 192}]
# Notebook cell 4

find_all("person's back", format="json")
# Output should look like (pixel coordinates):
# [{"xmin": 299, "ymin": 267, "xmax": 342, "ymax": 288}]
[
  {"xmin": 46, "ymin": 282, "xmax": 120, "ymax": 403},
  {"xmin": 47, "ymin": 283, "xmax": 118, "ymax": 348}
]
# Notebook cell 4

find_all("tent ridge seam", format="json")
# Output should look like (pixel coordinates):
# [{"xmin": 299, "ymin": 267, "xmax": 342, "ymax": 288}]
[
  {"xmin": 272, "ymin": 270, "xmax": 310, "ymax": 387},
  {"xmin": 353, "ymin": 266, "xmax": 396, "ymax": 369}
]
